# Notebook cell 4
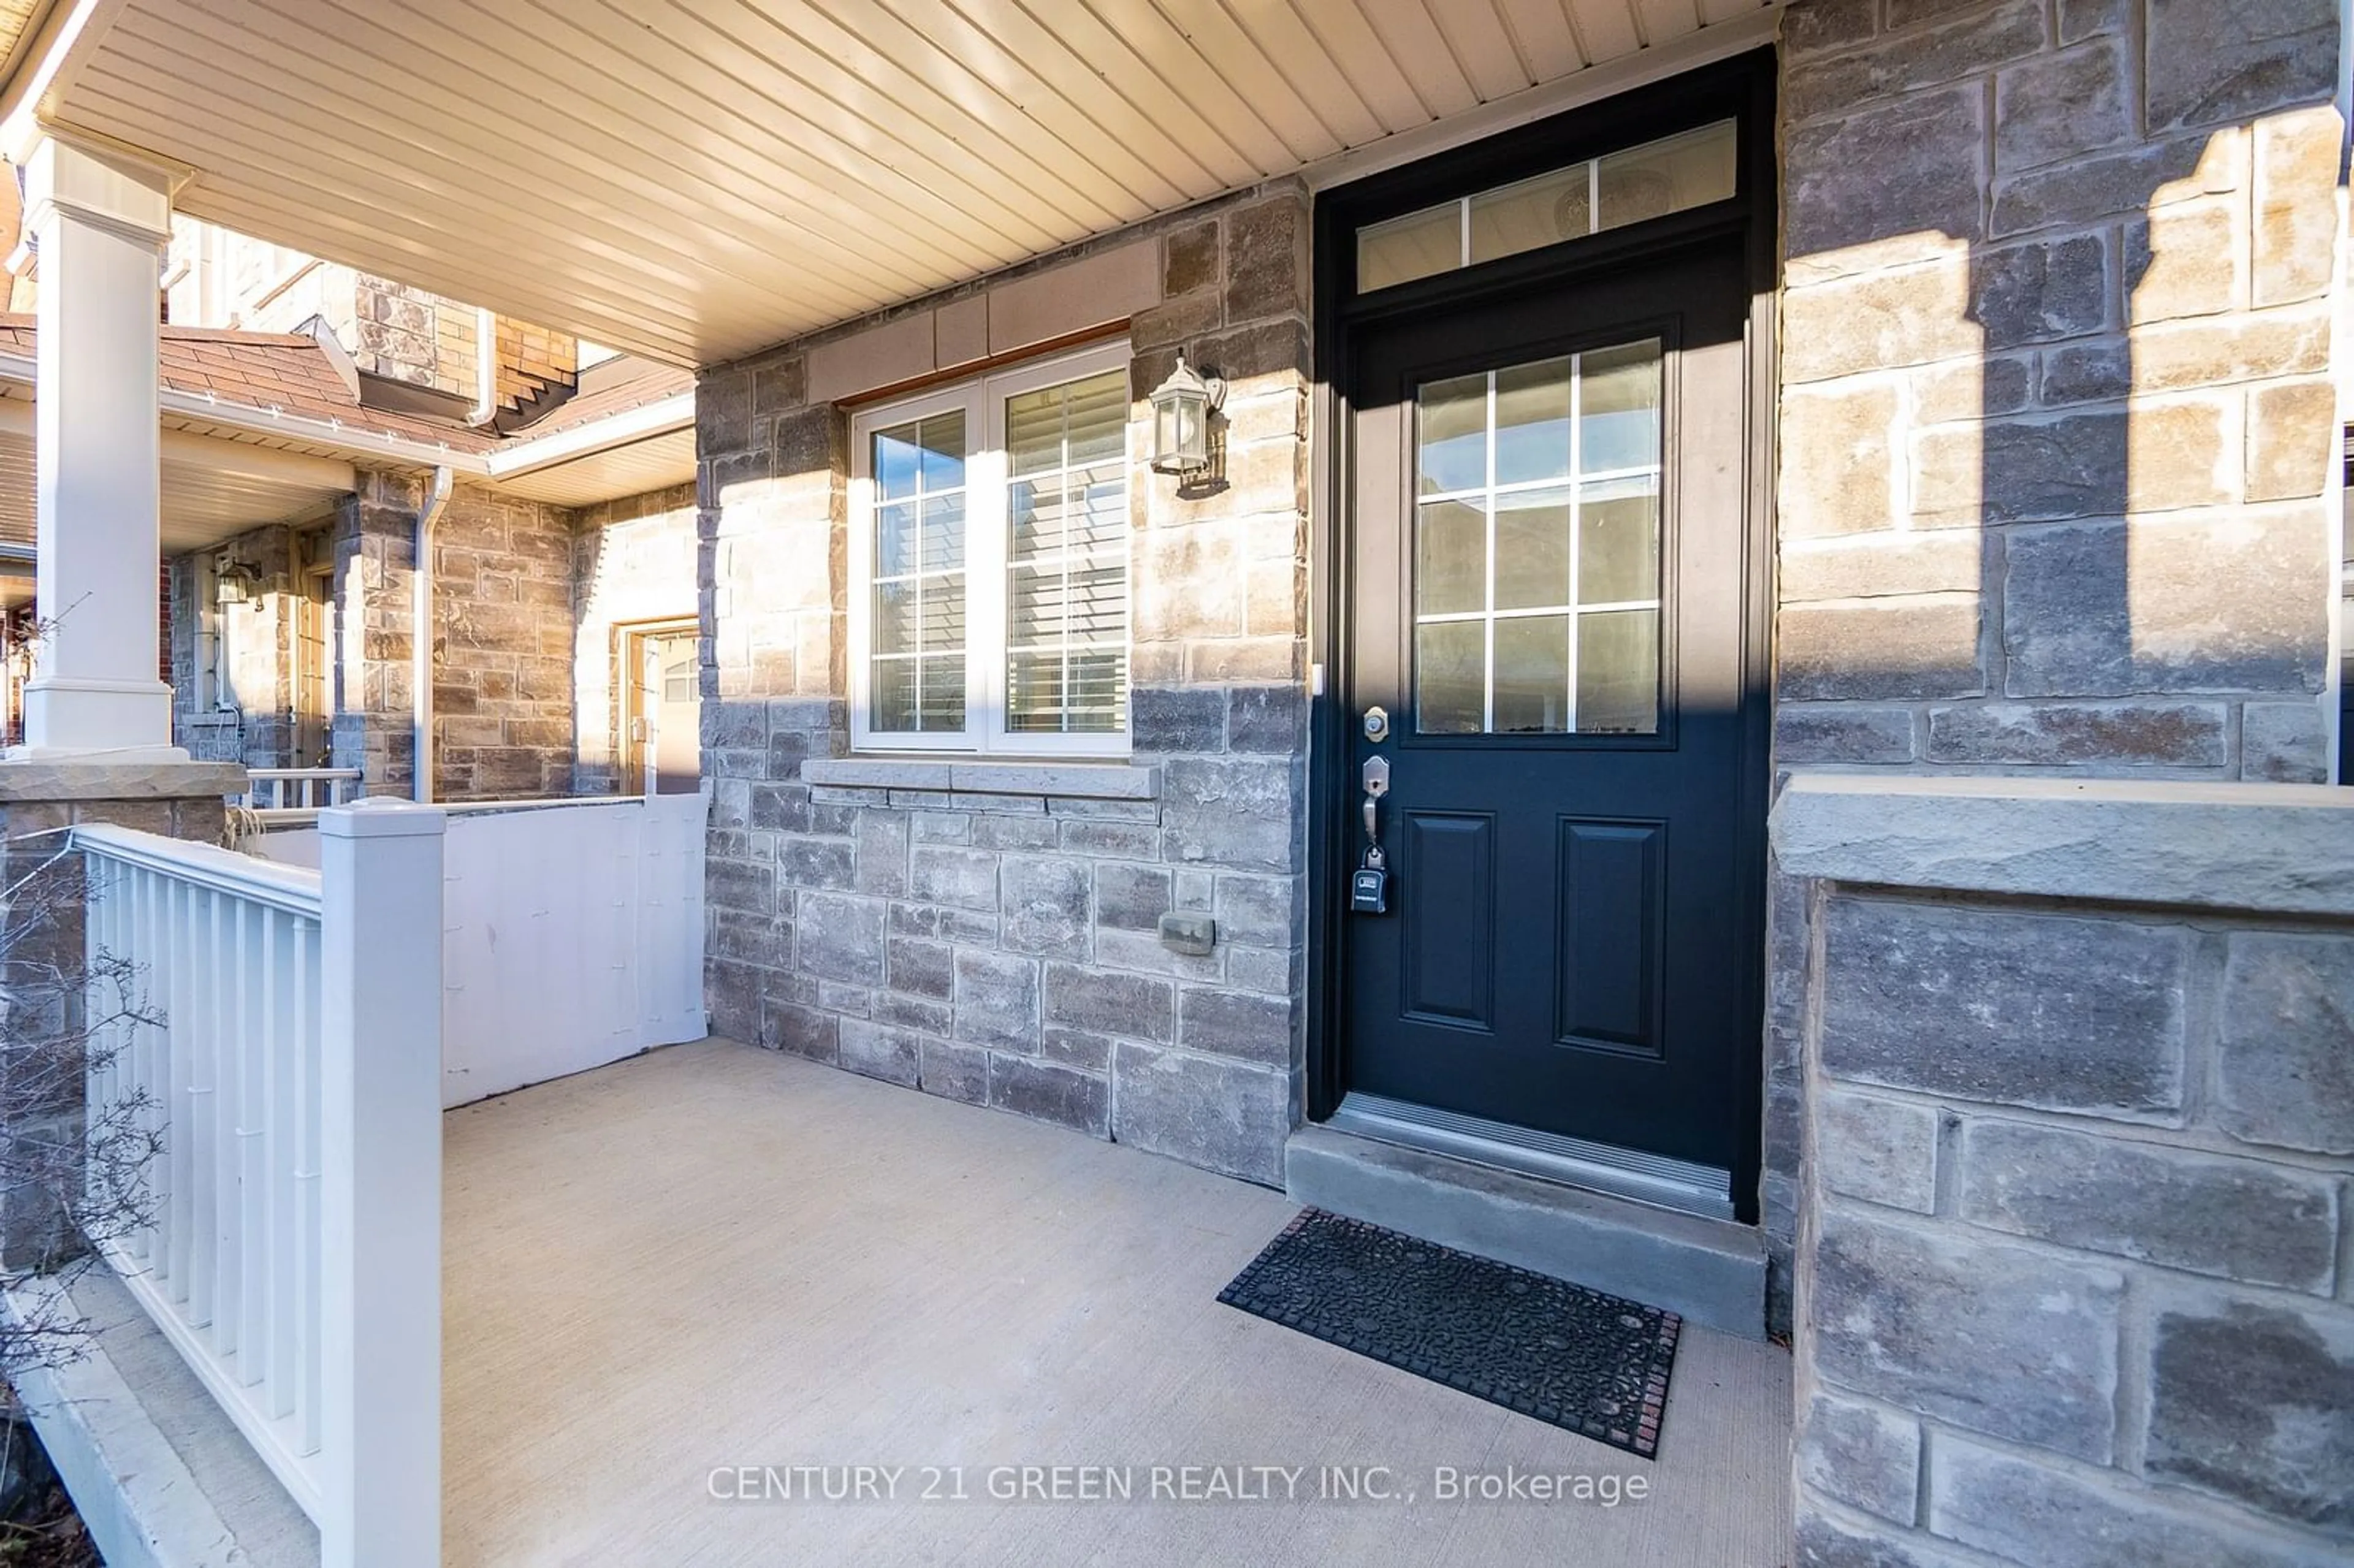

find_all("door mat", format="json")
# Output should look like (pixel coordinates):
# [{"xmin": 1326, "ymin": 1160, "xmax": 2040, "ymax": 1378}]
[{"xmin": 1217, "ymin": 1209, "xmax": 1680, "ymax": 1459}]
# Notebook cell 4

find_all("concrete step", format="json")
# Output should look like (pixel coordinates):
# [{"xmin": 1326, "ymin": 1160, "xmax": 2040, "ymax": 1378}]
[{"xmin": 1284, "ymin": 1125, "xmax": 1768, "ymax": 1339}]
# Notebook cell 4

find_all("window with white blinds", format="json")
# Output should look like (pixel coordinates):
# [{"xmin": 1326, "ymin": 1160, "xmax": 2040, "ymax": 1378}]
[{"xmin": 850, "ymin": 341, "xmax": 1133, "ymax": 754}]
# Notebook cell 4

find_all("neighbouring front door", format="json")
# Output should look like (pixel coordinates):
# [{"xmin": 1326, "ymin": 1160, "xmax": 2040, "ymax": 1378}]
[
  {"xmin": 1336, "ymin": 171, "xmax": 1762, "ymax": 1206},
  {"xmin": 631, "ymin": 627, "xmax": 702, "ymax": 796}
]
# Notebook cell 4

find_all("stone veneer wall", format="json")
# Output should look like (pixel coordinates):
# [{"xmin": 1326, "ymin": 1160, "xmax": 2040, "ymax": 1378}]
[
  {"xmin": 571, "ymin": 482, "xmax": 699, "ymax": 795},
  {"xmin": 1764, "ymin": 0, "xmax": 2346, "ymax": 1338},
  {"xmin": 330, "ymin": 473, "xmax": 581, "ymax": 800},
  {"xmin": 695, "ymin": 183, "xmax": 1312, "ymax": 1184},
  {"xmin": 1775, "ymin": 780, "xmax": 2354, "ymax": 1568},
  {"xmin": 166, "ymin": 522, "xmax": 298, "ymax": 770}
]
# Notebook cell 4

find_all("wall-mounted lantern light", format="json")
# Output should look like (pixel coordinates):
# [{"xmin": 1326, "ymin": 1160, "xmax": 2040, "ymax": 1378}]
[
  {"xmin": 1147, "ymin": 351, "xmax": 1225, "ymax": 479},
  {"xmin": 214, "ymin": 560, "xmax": 261, "ymax": 607}
]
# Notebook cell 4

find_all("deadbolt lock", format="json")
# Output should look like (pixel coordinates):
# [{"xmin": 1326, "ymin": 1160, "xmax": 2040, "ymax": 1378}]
[{"xmin": 1362, "ymin": 705, "xmax": 1390, "ymax": 743}]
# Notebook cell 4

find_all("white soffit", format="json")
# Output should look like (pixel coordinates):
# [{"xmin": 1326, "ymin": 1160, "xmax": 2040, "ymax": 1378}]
[
  {"xmin": 32, "ymin": 0, "xmax": 1777, "ymax": 367},
  {"xmin": 491, "ymin": 428, "xmax": 698, "ymax": 508}
]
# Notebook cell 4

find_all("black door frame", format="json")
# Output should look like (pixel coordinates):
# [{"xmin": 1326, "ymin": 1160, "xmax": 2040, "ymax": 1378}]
[{"xmin": 1306, "ymin": 49, "xmax": 1779, "ymax": 1225}]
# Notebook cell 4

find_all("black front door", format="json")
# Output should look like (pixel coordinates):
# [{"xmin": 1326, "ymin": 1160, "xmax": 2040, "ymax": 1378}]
[{"xmin": 1338, "ymin": 237, "xmax": 1759, "ymax": 1184}]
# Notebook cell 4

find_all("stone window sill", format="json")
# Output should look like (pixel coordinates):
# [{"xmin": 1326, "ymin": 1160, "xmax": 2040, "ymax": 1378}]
[{"xmin": 804, "ymin": 756, "xmax": 1159, "ymax": 801}]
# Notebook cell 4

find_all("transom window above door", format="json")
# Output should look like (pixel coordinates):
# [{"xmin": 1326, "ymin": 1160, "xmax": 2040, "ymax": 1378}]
[
  {"xmin": 1356, "ymin": 120, "xmax": 1736, "ymax": 294},
  {"xmin": 850, "ymin": 341, "xmax": 1132, "ymax": 755}
]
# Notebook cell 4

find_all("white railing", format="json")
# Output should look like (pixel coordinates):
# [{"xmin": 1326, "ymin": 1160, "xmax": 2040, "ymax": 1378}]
[
  {"xmin": 78, "ymin": 802, "xmax": 444, "ymax": 1568},
  {"xmin": 232, "ymin": 768, "xmax": 364, "ymax": 812}
]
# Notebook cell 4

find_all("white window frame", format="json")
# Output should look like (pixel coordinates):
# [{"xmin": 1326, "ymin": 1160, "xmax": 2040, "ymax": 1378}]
[{"xmin": 848, "ymin": 338, "xmax": 1133, "ymax": 758}]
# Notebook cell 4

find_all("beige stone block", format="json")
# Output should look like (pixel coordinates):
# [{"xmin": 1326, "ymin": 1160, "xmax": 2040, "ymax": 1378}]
[
  {"xmin": 2126, "ymin": 201, "xmax": 2244, "ymax": 324},
  {"xmin": 1780, "ymin": 531, "xmax": 1983, "ymax": 602},
  {"xmin": 2129, "ymin": 308, "xmax": 2330, "ymax": 395},
  {"xmin": 806, "ymin": 311, "xmax": 934, "ymax": 406},
  {"xmin": 1186, "ymin": 636, "xmax": 1301, "ymax": 683},
  {"xmin": 1777, "ymin": 595, "xmax": 1985, "ymax": 701},
  {"xmin": 1914, "ymin": 353, "xmax": 2032, "ymax": 424},
  {"xmin": 1245, "ymin": 556, "xmax": 1305, "ymax": 638},
  {"xmin": 934, "ymin": 295, "xmax": 988, "ymax": 370},
  {"xmin": 1779, "ymin": 381, "xmax": 1902, "ymax": 538},
  {"xmin": 988, "ymin": 240, "xmax": 1159, "ymax": 357},
  {"xmin": 2253, "ymin": 105, "xmax": 2345, "ymax": 307},
  {"xmin": 2247, "ymin": 379, "xmax": 2339, "ymax": 503},
  {"xmin": 1135, "ymin": 524, "xmax": 1247, "ymax": 640},
  {"xmin": 1783, "ymin": 258, "xmax": 1981, "ymax": 384}
]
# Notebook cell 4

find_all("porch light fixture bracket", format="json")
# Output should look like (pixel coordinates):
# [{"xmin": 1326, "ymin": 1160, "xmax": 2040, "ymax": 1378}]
[
  {"xmin": 1147, "ymin": 351, "xmax": 1225, "ymax": 479},
  {"xmin": 213, "ymin": 560, "xmax": 261, "ymax": 607}
]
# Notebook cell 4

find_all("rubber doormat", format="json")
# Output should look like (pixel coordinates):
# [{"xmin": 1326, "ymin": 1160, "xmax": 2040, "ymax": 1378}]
[{"xmin": 1217, "ymin": 1208, "xmax": 1681, "ymax": 1458}]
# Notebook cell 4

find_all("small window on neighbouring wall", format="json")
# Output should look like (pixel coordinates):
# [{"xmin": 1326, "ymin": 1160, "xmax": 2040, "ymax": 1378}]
[
  {"xmin": 851, "ymin": 341, "xmax": 1132, "ymax": 755},
  {"xmin": 1356, "ymin": 120, "xmax": 1738, "ymax": 294}
]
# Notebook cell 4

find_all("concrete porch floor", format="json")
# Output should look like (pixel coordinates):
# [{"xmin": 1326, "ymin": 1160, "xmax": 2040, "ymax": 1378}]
[{"xmin": 446, "ymin": 1038, "xmax": 1792, "ymax": 1567}]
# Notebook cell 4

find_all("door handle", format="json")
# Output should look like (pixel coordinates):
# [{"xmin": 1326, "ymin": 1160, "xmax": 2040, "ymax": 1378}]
[{"xmin": 1352, "ymin": 755, "xmax": 1392, "ymax": 915}]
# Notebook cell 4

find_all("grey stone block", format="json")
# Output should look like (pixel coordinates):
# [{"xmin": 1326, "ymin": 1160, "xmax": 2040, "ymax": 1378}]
[
  {"xmin": 1227, "ymin": 685, "xmax": 1305, "ymax": 754},
  {"xmin": 918, "ymin": 1037, "xmax": 988, "ymax": 1105},
  {"xmin": 1057, "ymin": 819, "xmax": 1161, "ymax": 859},
  {"xmin": 1095, "ymin": 862, "xmax": 1173, "ymax": 932},
  {"xmin": 1178, "ymin": 988, "xmax": 1295, "ymax": 1066},
  {"xmin": 885, "ymin": 936, "xmax": 954, "ymax": 1000},
  {"xmin": 910, "ymin": 845, "xmax": 999, "ymax": 911},
  {"xmin": 706, "ymin": 858, "xmax": 775, "ymax": 916},
  {"xmin": 988, "ymin": 1054, "xmax": 1109, "ymax": 1137},
  {"xmin": 1958, "ymin": 1119, "xmax": 2339, "ymax": 1291},
  {"xmin": 1994, "ymin": 36, "xmax": 2133, "ymax": 172},
  {"xmin": 1285, "ymin": 1127, "xmax": 1766, "ymax": 1338},
  {"xmin": 1113, "ymin": 1043, "xmax": 1290, "ymax": 1186},
  {"xmin": 972, "ymin": 813, "xmax": 1059, "ymax": 852},
  {"xmin": 2241, "ymin": 702, "xmax": 2331, "ymax": 784},
  {"xmin": 2147, "ymin": 0, "xmax": 2338, "ymax": 131},
  {"xmin": 1786, "ymin": 86, "xmax": 1987, "ymax": 256},
  {"xmin": 1039, "ymin": 1026, "xmax": 1116, "ymax": 1074},
  {"xmin": 1817, "ymin": 889, "xmax": 2184, "ymax": 1111},
  {"xmin": 1211, "ymin": 873, "xmax": 1299, "ymax": 950},
  {"xmin": 763, "ymin": 999, "xmax": 839, "ymax": 1063},
  {"xmin": 1042, "ymin": 964, "xmax": 1173, "ymax": 1043},
  {"xmin": 1818, "ymin": 1090, "xmax": 1938, "ymax": 1214},
  {"xmin": 1811, "ymin": 1206, "xmax": 2121, "ymax": 1460},
  {"xmin": 2144, "ymin": 1295, "xmax": 2354, "ymax": 1534},
  {"xmin": 1932, "ymin": 1431, "xmax": 2329, "ymax": 1568},
  {"xmin": 794, "ymin": 891, "xmax": 886, "ymax": 986},
  {"xmin": 1926, "ymin": 702, "xmax": 2228, "ymax": 768},
  {"xmin": 1775, "ymin": 706, "xmax": 1918, "ymax": 766},
  {"xmin": 1160, "ymin": 755, "xmax": 1302, "ymax": 872},
  {"xmin": 1799, "ymin": 1391, "xmax": 1921, "ymax": 1526},
  {"xmin": 1820, "ymin": 897, "xmax": 2187, "ymax": 1118},
  {"xmin": 873, "ymin": 992, "xmax": 950, "ymax": 1034},
  {"xmin": 1129, "ymin": 686, "xmax": 1225, "ymax": 753},
  {"xmin": 1973, "ymin": 232, "xmax": 2109, "ymax": 348},
  {"xmin": 2004, "ymin": 513, "xmax": 2328, "ymax": 699},
  {"xmin": 999, "ymin": 856, "xmax": 1092, "ymax": 959},
  {"xmin": 954, "ymin": 948, "xmax": 1040, "ymax": 1051},
  {"xmin": 1794, "ymin": 1512, "xmax": 1968, "ymax": 1568},
  {"xmin": 838, "ymin": 1019, "xmax": 920, "ymax": 1087},
  {"xmin": 775, "ymin": 834, "xmax": 856, "ymax": 892},
  {"xmin": 749, "ymin": 783, "xmax": 810, "ymax": 832},
  {"xmin": 853, "ymin": 810, "xmax": 909, "ymax": 897},
  {"xmin": 2217, "ymin": 933, "xmax": 2354, "ymax": 1155}
]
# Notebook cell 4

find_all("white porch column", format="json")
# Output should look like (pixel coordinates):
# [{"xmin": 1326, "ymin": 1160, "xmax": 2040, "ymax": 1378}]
[{"xmin": 15, "ymin": 133, "xmax": 178, "ymax": 758}]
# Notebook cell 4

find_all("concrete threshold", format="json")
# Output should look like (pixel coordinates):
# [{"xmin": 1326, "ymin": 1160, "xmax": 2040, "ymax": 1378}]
[
  {"xmin": 3, "ymin": 1265, "xmax": 316, "ymax": 1568},
  {"xmin": 1285, "ymin": 1124, "xmax": 1769, "ymax": 1339}
]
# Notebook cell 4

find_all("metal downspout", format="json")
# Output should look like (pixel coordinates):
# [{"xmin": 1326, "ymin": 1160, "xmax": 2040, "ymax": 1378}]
[{"xmin": 413, "ymin": 466, "xmax": 454, "ymax": 802}]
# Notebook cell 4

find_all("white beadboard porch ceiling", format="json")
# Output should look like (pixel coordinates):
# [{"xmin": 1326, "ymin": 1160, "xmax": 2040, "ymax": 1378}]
[{"xmin": 35, "ymin": 0, "xmax": 1776, "ymax": 368}]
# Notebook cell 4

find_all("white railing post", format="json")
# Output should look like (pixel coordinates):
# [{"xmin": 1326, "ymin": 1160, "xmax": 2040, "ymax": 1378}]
[{"xmin": 317, "ymin": 798, "xmax": 443, "ymax": 1568}]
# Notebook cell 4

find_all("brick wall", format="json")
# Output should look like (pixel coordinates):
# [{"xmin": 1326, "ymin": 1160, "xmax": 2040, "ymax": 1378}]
[
  {"xmin": 1778, "ymin": 781, "xmax": 2354, "ymax": 1568},
  {"xmin": 572, "ymin": 483, "xmax": 699, "ymax": 795},
  {"xmin": 695, "ymin": 183, "xmax": 1311, "ymax": 1184},
  {"xmin": 1765, "ymin": 0, "xmax": 2345, "ymax": 1343}
]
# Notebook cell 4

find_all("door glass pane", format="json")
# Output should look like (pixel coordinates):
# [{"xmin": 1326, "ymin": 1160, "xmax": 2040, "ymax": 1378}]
[
  {"xmin": 869, "ymin": 411, "xmax": 967, "ymax": 733},
  {"xmin": 1411, "ymin": 338, "xmax": 1664, "ymax": 736},
  {"xmin": 1577, "ymin": 611, "xmax": 1659, "ymax": 735},
  {"xmin": 1003, "ymin": 368, "xmax": 1130, "ymax": 735},
  {"xmin": 1417, "ymin": 373, "xmax": 1488, "ymax": 496}
]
